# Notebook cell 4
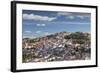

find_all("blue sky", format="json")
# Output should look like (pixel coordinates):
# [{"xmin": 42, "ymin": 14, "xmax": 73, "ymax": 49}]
[{"xmin": 22, "ymin": 10, "xmax": 91, "ymax": 38}]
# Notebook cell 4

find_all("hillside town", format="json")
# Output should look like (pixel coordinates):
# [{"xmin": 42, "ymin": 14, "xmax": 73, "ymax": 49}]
[{"xmin": 22, "ymin": 32, "xmax": 91, "ymax": 63}]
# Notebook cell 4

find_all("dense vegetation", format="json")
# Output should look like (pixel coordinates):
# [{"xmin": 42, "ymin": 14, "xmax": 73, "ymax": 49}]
[{"xmin": 64, "ymin": 32, "xmax": 90, "ymax": 44}]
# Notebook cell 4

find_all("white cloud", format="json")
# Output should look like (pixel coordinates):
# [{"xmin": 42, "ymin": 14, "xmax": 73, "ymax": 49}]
[
  {"xmin": 36, "ymin": 24, "xmax": 46, "ymax": 27},
  {"xmin": 44, "ymin": 32, "xmax": 51, "ymax": 35},
  {"xmin": 36, "ymin": 24, "xmax": 41, "ymax": 26},
  {"xmin": 77, "ymin": 16, "xmax": 84, "ymax": 19},
  {"xmin": 36, "ymin": 31, "xmax": 42, "ymax": 34},
  {"xmin": 57, "ymin": 12, "xmax": 72, "ymax": 16},
  {"xmin": 68, "ymin": 16, "xmax": 75, "ymax": 19},
  {"xmin": 24, "ymin": 30, "xmax": 32, "ymax": 33},
  {"xmin": 23, "ymin": 14, "xmax": 56, "ymax": 21},
  {"xmin": 41, "ymin": 24, "xmax": 46, "ymax": 26},
  {"xmin": 57, "ymin": 12, "xmax": 90, "ymax": 20},
  {"xmin": 58, "ymin": 12, "xmax": 75, "ymax": 20},
  {"xmin": 77, "ymin": 15, "xmax": 90, "ymax": 19}
]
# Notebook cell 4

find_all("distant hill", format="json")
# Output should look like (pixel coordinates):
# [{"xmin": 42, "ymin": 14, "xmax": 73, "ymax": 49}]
[{"xmin": 23, "ymin": 32, "xmax": 90, "ymax": 40}]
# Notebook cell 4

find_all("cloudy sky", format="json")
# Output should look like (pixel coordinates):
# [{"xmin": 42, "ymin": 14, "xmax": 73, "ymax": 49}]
[{"xmin": 22, "ymin": 10, "xmax": 91, "ymax": 38}]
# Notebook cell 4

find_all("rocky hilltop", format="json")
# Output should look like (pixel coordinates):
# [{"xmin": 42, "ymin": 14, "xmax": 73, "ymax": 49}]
[{"xmin": 22, "ymin": 32, "xmax": 91, "ymax": 63}]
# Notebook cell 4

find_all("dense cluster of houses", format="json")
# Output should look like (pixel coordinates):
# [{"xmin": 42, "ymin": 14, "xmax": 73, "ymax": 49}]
[{"xmin": 22, "ymin": 32, "xmax": 91, "ymax": 63}]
